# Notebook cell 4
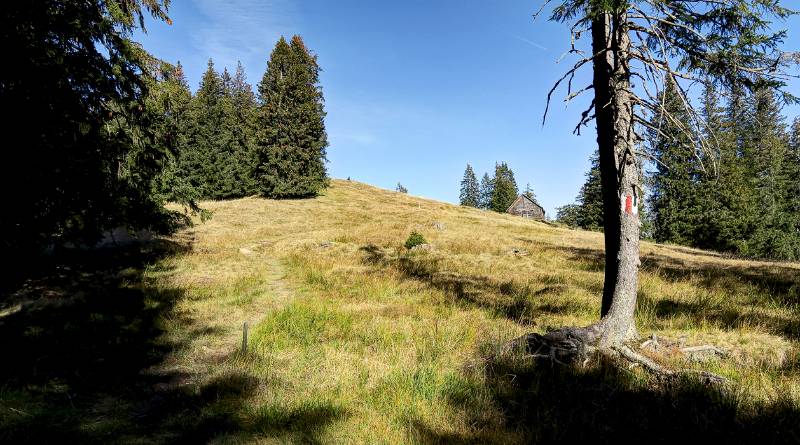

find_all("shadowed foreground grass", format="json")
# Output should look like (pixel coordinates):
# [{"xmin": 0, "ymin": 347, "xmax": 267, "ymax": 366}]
[{"xmin": 1, "ymin": 180, "xmax": 798, "ymax": 443}]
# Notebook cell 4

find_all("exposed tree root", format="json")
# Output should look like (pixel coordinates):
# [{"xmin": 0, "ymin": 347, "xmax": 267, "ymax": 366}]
[
  {"xmin": 503, "ymin": 327, "xmax": 728, "ymax": 385},
  {"xmin": 640, "ymin": 334, "xmax": 728, "ymax": 362},
  {"xmin": 613, "ymin": 344, "xmax": 671, "ymax": 375}
]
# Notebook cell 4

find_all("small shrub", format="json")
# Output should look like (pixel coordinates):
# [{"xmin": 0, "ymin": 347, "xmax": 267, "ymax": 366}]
[{"xmin": 404, "ymin": 231, "xmax": 427, "ymax": 249}]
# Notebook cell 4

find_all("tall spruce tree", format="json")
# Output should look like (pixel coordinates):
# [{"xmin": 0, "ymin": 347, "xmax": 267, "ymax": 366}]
[
  {"xmin": 648, "ymin": 81, "xmax": 698, "ymax": 245},
  {"xmin": 692, "ymin": 81, "xmax": 728, "ymax": 250},
  {"xmin": 712, "ymin": 84, "xmax": 760, "ymax": 253},
  {"xmin": 557, "ymin": 151, "xmax": 603, "ymax": 230},
  {"xmin": 220, "ymin": 61, "xmax": 258, "ymax": 197},
  {"xmin": 787, "ymin": 118, "xmax": 800, "ymax": 222},
  {"xmin": 255, "ymin": 36, "xmax": 328, "ymax": 198},
  {"xmin": 1, "ymin": 0, "xmax": 175, "ymax": 264},
  {"xmin": 576, "ymin": 152, "xmax": 604, "ymax": 230},
  {"xmin": 231, "ymin": 62, "xmax": 257, "ymax": 124},
  {"xmin": 459, "ymin": 164, "xmax": 480, "ymax": 207},
  {"xmin": 151, "ymin": 61, "xmax": 200, "ymax": 206},
  {"xmin": 180, "ymin": 60, "xmax": 227, "ymax": 199},
  {"xmin": 744, "ymin": 86, "xmax": 799, "ymax": 259},
  {"xmin": 748, "ymin": 86, "xmax": 786, "ymax": 212},
  {"xmin": 785, "ymin": 118, "xmax": 800, "ymax": 253},
  {"xmin": 479, "ymin": 173, "xmax": 494, "ymax": 210},
  {"xmin": 490, "ymin": 162, "xmax": 518, "ymax": 213},
  {"xmin": 221, "ymin": 68, "xmax": 233, "ymax": 95}
]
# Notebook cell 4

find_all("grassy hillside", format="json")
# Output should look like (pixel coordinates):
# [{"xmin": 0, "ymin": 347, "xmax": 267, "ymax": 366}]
[{"xmin": 2, "ymin": 179, "xmax": 799, "ymax": 443}]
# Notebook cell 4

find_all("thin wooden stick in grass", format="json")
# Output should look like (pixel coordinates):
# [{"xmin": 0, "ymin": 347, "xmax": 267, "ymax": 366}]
[{"xmin": 242, "ymin": 321, "xmax": 249, "ymax": 354}]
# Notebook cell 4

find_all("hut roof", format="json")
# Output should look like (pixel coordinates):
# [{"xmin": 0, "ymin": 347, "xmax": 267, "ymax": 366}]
[{"xmin": 507, "ymin": 194, "xmax": 544, "ymax": 214}]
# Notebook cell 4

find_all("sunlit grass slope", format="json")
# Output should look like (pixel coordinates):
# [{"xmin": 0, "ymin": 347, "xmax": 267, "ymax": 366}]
[{"xmin": 150, "ymin": 179, "xmax": 799, "ymax": 443}]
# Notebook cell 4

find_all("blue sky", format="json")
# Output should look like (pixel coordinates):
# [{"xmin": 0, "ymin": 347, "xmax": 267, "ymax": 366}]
[{"xmin": 137, "ymin": 1, "xmax": 800, "ymax": 216}]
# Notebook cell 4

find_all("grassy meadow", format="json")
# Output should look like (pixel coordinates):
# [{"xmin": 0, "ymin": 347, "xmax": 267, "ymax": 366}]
[{"xmin": 2, "ymin": 179, "xmax": 799, "ymax": 443}]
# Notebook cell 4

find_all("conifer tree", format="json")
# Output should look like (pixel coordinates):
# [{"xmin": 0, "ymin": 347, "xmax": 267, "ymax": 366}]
[
  {"xmin": 558, "ymin": 151, "xmax": 604, "ymax": 231},
  {"xmin": 221, "ymin": 68, "xmax": 234, "ymax": 95},
  {"xmin": 712, "ymin": 85, "xmax": 760, "ymax": 253},
  {"xmin": 490, "ymin": 162, "xmax": 518, "ymax": 213},
  {"xmin": 784, "ymin": 118, "xmax": 800, "ymax": 255},
  {"xmin": 749, "ymin": 87, "xmax": 787, "ymax": 216},
  {"xmin": 786, "ymin": 118, "xmax": 800, "ymax": 220},
  {"xmin": 555, "ymin": 204, "xmax": 581, "ymax": 227},
  {"xmin": 692, "ymin": 82, "xmax": 728, "ymax": 250},
  {"xmin": 396, "ymin": 183, "xmax": 408, "ymax": 194},
  {"xmin": 648, "ymin": 81, "xmax": 698, "ymax": 245},
  {"xmin": 575, "ymin": 153, "xmax": 604, "ymax": 231},
  {"xmin": 744, "ymin": 86, "xmax": 798, "ymax": 259},
  {"xmin": 221, "ymin": 61, "xmax": 258, "ymax": 197},
  {"xmin": 459, "ymin": 164, "xmax": 480, "ymax": 207},
  {"xmin": 255, "ymin": 35, "xmax": 328, "ymax": 198},
  {"xmin": 2, "ymin": 0, "xmax": 175, "ymax": 261},
  {"xmin": 231, "ymin": 61, "xmax": 257, "ymax": 123},
  {"xmin": 179, "ymin": 59, "xmax": 228, "ymax": 199},
  {"xmin": 479, "ymin": 173, "xmax": 494, "ymax": 210},
  {"xmin": 523, "ymin": 183, "xmax": 537, "ymax": 202},
  {"xmin": 151, "ymin": 61, "xmax": 198, "ymax": 205}
]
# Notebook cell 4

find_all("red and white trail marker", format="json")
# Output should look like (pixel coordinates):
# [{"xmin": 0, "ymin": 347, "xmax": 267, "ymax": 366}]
[{"xmin": 621, "ymin": 191, "xmax": 639, "ymax": 216}]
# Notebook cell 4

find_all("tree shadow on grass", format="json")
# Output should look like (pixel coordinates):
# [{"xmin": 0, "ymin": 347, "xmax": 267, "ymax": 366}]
[
  {"xmin": 411, "ymin": 354, "xmax": 800, "ymax": 444},
  {"xmin": 246, "ymin": 402, "xmax": 347, "ymax": 445},
  {"xmin": 554, "ymin": 245, "xmax": 800, "ymax": 302},
  {"xmin": 651, "ymin": 298, "xmax": 800, "ymax": 341},
  {"xmin": 0, "ymin": 241, "xmax": 343, "ymax": 444},
  {"xmin": 359, "ymin": 245, "xmax": 586, "ymax": 325},
  {"xmin": 360, "ymin": 244, "xmax": 800, "ymax": 443},
  {"xmin": 552, "ymin": 245, "xmax": 800, "ymax": 340}
]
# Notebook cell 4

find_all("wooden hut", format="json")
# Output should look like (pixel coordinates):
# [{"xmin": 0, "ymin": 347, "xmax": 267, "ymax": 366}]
[{"xmin": 507, "ymin": 194, "xmax": 545, "ymax": 220}]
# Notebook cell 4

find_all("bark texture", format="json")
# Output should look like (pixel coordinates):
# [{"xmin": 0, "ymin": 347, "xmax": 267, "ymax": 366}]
[{"xmin": 591, "ymin": 11, "xmax": 641, "ymax": 346}]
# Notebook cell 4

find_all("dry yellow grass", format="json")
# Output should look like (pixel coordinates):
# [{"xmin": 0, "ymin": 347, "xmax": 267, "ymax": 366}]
[{"xmin": 141, "ymin": 179, "xmax": 799, "ymax": 443}]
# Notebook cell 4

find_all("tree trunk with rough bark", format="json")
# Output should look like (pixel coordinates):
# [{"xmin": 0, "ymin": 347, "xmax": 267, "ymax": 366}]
[{"xmin": 591, "ymin": 11, "xmax": 640, "ymax": 347}]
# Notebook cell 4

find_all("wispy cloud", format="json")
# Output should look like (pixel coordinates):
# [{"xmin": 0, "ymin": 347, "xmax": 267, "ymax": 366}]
[
  {"xmin": 514, "ymin": 35, "xmax": 548, "ymax": 52},
  {"xmin": 191, "ymin": 0, "xmax": 297, "ymax": 75},
  {"xmin": 330, "ymin": 130, "xmax": 377, "ymax": 147}
]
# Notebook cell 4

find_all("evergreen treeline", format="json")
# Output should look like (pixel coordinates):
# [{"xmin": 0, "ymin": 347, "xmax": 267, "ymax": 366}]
[
  {"xmin": 460, "ymin": 162, "xmax": 535, "ymax": 213},
  {"xmin": 168, "ymin": 60, "xmax": 257, "ymax": 200},
  {"xmin": 558, "ymin": 82, "xmax": 800, "ymax": 261},
  {"xmin": 163, "ymin": 36, "xmax": 328, "ymax": 201},
  {"xmin": 648, "ymin": 82, "xmax": 800, "ymax": 261}
]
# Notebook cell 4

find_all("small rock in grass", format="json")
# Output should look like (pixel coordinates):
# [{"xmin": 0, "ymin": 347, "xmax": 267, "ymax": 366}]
[
  {"xmin": 431, "ymin": 221, "xmax": 446, "ymax": 231},
  {"xmin": 239, "ymin": 247, "xmax": 253, "ymax": 255},
  {"xmin": 510, "ymin": 247, "xmax": 529, "ymax": 257},
  {"xmin": 411, "ymin": 243, "xmax": 435, "ymax": 252}
]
